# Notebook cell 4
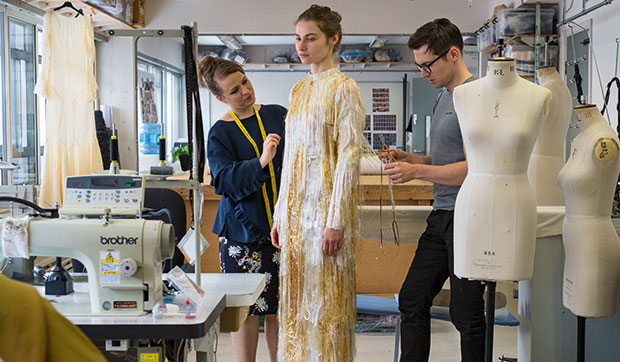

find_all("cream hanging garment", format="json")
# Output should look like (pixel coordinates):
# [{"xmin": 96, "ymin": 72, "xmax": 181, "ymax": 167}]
[{"xmin": 35, "ymin": 11, "xmax": 103, "ymax": 207}]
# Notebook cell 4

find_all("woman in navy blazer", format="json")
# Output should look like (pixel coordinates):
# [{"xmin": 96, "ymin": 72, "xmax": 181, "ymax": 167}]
[{"xmin": 199, "ymin": 56, "xmax": 285, "ymax": 362}]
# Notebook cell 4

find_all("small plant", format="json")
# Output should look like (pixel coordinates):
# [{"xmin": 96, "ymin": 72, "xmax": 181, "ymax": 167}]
[
  {"xmin": 171, "ymin": 145, "xmax": 191, "ymax": 171},
  {"xmin": 171, "ymin": 144, "xmax": 189, "ymax": 162}
]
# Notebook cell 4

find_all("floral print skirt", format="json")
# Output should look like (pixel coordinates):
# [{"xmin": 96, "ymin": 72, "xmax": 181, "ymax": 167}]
[{"xmin": 219, "ymin": 236, "xmax": 280, "ymax": 315}]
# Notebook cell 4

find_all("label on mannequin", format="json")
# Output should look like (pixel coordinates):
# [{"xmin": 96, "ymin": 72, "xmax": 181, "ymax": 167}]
[{"xmin": 594, "ymin": 138, "xmax": 619, "ymax": 162}]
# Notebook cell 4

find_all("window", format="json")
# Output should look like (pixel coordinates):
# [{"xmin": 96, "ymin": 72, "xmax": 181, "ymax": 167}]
[
  {"xmin": 0, "ymin": 12, "xmax": 5, "ymax": 173},
  {"xmin": 0, "ymin": 8, "xmax": 41, "ymax": 186},
  {"xmin": 136, "ymin": 55, "xmax": 185, "ymax": 163},
  {"xmin": 8, "ymin": 17, "xmax": 37, "ymax": 184}
]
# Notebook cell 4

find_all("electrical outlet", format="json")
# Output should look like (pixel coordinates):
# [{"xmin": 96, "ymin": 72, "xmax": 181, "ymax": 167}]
[{"xmin": 105, "ymin": 339, "xmax": 129, "ymax": 351}]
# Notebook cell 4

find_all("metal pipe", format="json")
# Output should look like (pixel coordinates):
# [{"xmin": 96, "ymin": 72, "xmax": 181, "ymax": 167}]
[
  {"xmin": 485, "ymin": 281, "xmax": 496, "ymax": 362},
  {"xmin": 402, "ymin": 73, "xmax": 407, "ymax": 151},
  {"xmin": 534, "ymin": 3, "xmax": 541, "ymax": 84},
  {"xmin": 577, "ymin": 316, "xmax": 586, "ymax": 362},
  {"xmin": 191, "ymin": 21, "xmax": 201, "ymax": 286},
  {"xmin": 615, "ymin": 38, "xmax": 620, "ymax": 77},
  {"xmin": 558, "ymin": 0, "xmax": 614, "ymax": 27}
]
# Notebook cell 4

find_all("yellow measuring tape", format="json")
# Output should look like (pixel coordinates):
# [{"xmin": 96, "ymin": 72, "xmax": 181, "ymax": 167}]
[{"xmin": 229, "ymin": 105, "xmax": 278, "ymax": 229}]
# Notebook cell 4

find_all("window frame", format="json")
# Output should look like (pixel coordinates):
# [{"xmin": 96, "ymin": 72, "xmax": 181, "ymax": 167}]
[
  {"xmin": 0, "ymin": 6, "xmax": 42, "ymax": 185},
  {"xmin": 136, "ymin": 52, "xmax": 186, "ymax": 161}
]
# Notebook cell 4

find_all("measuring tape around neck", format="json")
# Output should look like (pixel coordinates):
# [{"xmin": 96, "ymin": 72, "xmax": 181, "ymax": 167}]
[{"xmin": 229, "ymin": 105, "xmax": 278, "ymax": 229}]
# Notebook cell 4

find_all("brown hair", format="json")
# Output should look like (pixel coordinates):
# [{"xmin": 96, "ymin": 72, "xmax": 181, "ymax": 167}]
[
  {"xmin": 408, "ymin": 18, "xmax": 464, "ymax": 55},
  {"xmin": 296, "ymin": 4, "xmax": 342, "ymax": 52},
  {"xmin": 197, "ymin": 56, "xmax": 244, "ymax": 96}
]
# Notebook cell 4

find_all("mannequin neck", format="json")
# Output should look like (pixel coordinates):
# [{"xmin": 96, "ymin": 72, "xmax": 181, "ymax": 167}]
[
  {"xmin": 536, "ymin": 66, "xmax": 562, "ymax": 85},
  {"xmin": 574, "ymin": 105, "xmax": 605, "ymax": 130},
  {"xmin": 484, "ymin": 59, "xmax": 519, "ymax": 89}
]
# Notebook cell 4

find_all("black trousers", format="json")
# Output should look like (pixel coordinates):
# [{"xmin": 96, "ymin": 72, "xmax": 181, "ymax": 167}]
[{"xmin": 398, "ymin": 210, "xmax": 486, "ymax": 362}]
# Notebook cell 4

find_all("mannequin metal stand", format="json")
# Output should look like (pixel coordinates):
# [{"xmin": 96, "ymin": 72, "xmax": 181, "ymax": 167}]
[
  {"xmin": 577, "ymin": 316, "xmax": 586, "ymax": 362},
  {"xmin": 484, "ymin": 281, "xmax": 496, "ymax": 362}
]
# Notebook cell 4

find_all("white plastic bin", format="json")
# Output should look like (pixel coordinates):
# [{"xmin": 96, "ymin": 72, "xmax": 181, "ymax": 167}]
[{"xmin": 497, "ymin": 8, "xmax": 555, "ymax": 36}]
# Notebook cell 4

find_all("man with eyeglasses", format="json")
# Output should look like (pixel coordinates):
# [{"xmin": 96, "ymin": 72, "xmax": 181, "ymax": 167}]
[{"xmin": 384, "ymin": 18, "xmax": 485, "ymax": 362}]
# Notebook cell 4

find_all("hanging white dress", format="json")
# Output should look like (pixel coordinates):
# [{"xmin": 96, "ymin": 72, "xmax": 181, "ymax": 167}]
[{"xmin": 35, "ymin": 11, "xmax": 103, "ymax": 207}]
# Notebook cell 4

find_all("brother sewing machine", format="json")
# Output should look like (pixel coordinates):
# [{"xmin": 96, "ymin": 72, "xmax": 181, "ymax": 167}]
[{"xmin": 0, "ymin": 175, "xmax": 175, "ymax": 316}]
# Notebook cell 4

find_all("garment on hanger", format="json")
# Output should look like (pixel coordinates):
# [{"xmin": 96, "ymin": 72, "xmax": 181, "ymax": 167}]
[{"xmin": 35, "ymin": 11, "xmax": 102, "ymax": 207}]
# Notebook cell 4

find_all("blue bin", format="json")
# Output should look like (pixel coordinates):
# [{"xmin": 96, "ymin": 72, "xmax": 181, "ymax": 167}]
[{"xmin": 139, "ymin": 123, "xmax": 161, "ymax": 155}]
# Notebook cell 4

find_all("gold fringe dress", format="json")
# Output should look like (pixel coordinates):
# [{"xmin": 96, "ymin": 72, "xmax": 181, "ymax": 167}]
[{"xmin": 274, "ymin": 68, "xmax": 365, "ymax": 362}]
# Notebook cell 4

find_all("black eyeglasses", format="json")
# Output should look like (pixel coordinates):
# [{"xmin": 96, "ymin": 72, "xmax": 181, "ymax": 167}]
[{"xmin": 415, "ymin": 50, "xmax": 449, "ymax": 74}]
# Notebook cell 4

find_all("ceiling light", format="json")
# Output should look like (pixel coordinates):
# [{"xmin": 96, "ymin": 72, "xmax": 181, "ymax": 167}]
[{"xmin": 217, "ymin": 35, "xmax": 242, "ymax": 50}]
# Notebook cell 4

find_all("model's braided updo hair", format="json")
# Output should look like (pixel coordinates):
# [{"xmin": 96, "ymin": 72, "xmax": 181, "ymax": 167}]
[
  {"xmin": 197, "ymin": 56, "xmax": 244, "ymax": 96},
  {"xmin": 296, "ymin": 4, "xmax": 342, "ymax": 52}
]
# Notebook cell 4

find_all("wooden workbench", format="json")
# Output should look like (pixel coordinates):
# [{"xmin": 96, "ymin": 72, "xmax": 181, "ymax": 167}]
[{"xmin": 174, "ymin": 174, "xmax": 433, "ymax": 295}]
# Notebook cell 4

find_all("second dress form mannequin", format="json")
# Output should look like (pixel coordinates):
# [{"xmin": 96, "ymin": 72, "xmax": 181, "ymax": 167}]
[
  {"xmin": 557, "ymin": 104, "xmax": 620, "ymax": 317},
  {"xmin": 528, "ymin": 66, "xmax": 572, "ymax": 206},
  {"xmin": 453, "ymin": 58, "xmax": 551, "ymax": 281}
]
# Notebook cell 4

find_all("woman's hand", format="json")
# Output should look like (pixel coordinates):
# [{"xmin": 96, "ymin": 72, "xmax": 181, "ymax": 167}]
[
  {"xmin": 322, "ymin": 227, "xmax": 344, "ymax": 256},
  {"xmin": 271, "ymin": 222, "xmax": 281, "ymax": 249},
  {"xmin": 259, "ymin": 133, "xmax": 281, "ymax": 168}
]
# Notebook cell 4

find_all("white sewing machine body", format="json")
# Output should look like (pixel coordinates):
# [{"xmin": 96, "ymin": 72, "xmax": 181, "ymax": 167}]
[
  {"xmin": 32, "ymin": 218, "xmax": 173, "ymax": 316},
  {"xmin": 0, "ymin": 175, "xmax": 175, "ymax": 316}
]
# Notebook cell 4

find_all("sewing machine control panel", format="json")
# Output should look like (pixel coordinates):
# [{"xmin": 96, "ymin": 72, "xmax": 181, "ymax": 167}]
[{"xmin": 61, "ymin": 175, "xmax": 145, "ymax": 216}]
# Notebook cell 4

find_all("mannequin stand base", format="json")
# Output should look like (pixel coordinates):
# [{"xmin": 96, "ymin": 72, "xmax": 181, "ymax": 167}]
[
  {"xmin": 485, "ymin": 281, "xmax": 496, "ymax": 362},
  {"xmin": 577, "ymin": 316, "xmax": 586, "ymax": 362}
]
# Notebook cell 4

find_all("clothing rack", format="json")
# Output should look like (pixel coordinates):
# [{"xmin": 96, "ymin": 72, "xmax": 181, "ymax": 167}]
[
  {"xmin": 107, "ymin": 23, "xmax": 204, "ymax": 285},
  {"xmin": 558, "ymin": 0, "xmax": 615, "ymax": 28}
]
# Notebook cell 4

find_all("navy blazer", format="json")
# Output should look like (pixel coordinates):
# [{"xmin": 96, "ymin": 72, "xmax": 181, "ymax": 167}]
[{"xmin": 207, "ymin": 104, "xmax": 287, "ymax": 243}]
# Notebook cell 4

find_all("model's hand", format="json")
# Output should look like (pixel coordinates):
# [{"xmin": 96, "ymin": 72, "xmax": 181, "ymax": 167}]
[
  {"xmin": 260, "ymin": 133, "xmax": 281, "ymax": 168},
  {"xmin": 322, "ymin": 227, "xmax": 344, "ymax": 256},
  {"xmin": 385, "ymin": 162, "xmax": 419, "ymax": 184},
  {"xmin": 270, "ymin": 222, "xmax": 281, "ymax": 249}
]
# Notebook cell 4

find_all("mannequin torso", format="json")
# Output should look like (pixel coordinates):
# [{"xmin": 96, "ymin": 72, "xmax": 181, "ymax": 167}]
[
  {"xmin": 453, "ymin": 59, "xmax": 551, "ymax": 281},
  {"xmin": 528, "ymin": 67, "xmax": 572, "ymax": 206},
  {"xmin": 557, "ymin": 104, "xmax": 620, "ymax": 317}
]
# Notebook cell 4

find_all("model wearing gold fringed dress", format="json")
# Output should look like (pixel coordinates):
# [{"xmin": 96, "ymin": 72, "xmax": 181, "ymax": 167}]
[{"xmin": 273, "ymin": 67, "xmax": 365, "ymax": 362}]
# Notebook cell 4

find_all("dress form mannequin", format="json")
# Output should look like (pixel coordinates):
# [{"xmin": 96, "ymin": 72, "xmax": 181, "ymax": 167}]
[
  {"xmin": 453, "ymin": 58, "xmax": 551, "ymax": 281},
  {"xmin": 557, "ymin": 104, "xmax": 620, "ymax": 317},
  {"xmin": 528, "ymin": 66, "xmax": 572, "ymax": 206}
]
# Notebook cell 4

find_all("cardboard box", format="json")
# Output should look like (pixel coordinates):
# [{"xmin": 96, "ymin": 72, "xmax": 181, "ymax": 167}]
[{"xmin": 133, "ymin": 0, "xmax": 145, "ymax": 28}]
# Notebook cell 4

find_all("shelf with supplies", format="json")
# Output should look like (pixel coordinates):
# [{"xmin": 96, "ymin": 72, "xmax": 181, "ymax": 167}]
[
  {"xmin": 24, "ymin": 0, "xmax": 143, "ymax": 31},
  {"xmin": 482, "ymin": 34, "xmax": 560, "ymax": 54},
  {"xmin": 242, "ymin": 61, "xmax": 419, "ymax": 72}
]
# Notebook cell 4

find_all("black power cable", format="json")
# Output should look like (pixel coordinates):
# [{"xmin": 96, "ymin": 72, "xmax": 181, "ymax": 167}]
[{"xmin": 0, "ymin": 196, "xmax": 55, "ymax": 218}]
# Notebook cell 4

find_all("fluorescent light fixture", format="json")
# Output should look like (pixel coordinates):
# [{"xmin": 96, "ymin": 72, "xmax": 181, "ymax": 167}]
[{"xmin": 217, "ymin": 35, "xmax": 242, "ymax": 50}]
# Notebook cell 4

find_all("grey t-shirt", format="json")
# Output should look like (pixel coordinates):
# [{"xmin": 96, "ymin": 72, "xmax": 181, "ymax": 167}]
[{"xmin": 429, "ymin": 77, "xmax": 475, "ymax": 210}]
